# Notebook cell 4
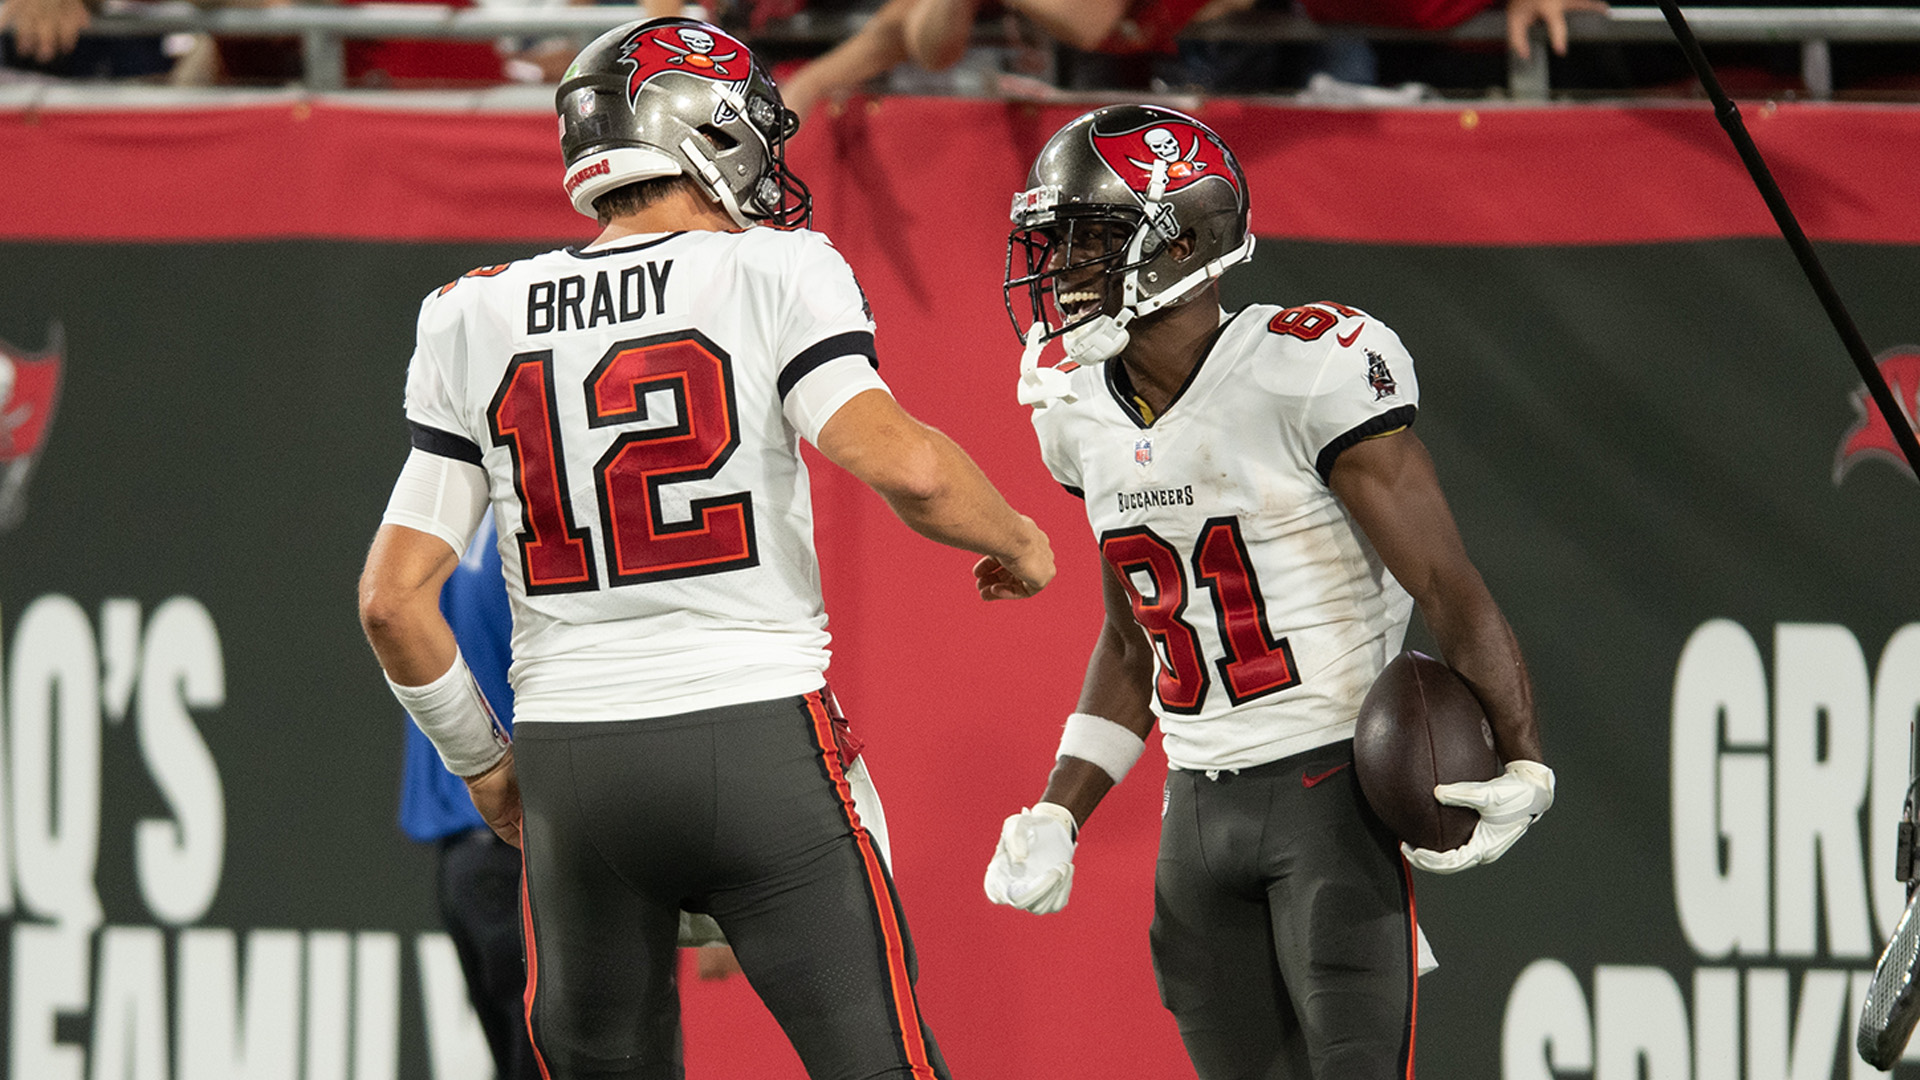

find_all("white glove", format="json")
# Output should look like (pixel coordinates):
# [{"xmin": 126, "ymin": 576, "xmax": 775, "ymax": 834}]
[
  {"xmin": 983, "ymin": 802, "xmax": 1078, "ymax": 913},
  {"xmin": 1403, "ymin": 759, "xmax": 1555, "ymax": 874}
]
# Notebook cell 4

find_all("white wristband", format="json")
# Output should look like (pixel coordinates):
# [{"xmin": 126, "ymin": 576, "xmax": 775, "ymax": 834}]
[
  {"xmin": 1056, "ymin": 712, "xmax": 1147, "ymax": 785},
  {"xmin": 387, "ymin": 649, "xmax": 509, "ymax": 777}
]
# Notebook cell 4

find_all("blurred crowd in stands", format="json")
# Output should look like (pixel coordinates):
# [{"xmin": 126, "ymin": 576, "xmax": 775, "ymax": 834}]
[{"xmin": 2, "ymin": 0, "xmax": 1916, "ymax": 100}]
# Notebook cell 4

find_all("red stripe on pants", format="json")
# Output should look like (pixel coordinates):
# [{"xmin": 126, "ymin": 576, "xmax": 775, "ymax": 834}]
[
  {"xmin": 520, "ymin": 843, "xmax": 554, "ymax": 1080},
  {"xmin": 803, "ymin": 690, "xmax": 938, "ymax": 1078},
  {"xmin": 1401, "ymin": 855, "xmax": 1419, "ymax": 1080}
]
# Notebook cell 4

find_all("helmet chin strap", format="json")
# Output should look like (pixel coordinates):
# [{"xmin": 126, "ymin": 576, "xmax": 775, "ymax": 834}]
[
  {"xmin": 1017, "ymin": 323, "xmax": 1080, "ymax": 407},
  {"xmin": 1063, "ymin": 310, "xmax": 1134, "ymax": 366},
  {"xmin": 1064, "ymin": 232, "xmax": 1257, "ymax": 367},
  {"xmin": 1020, "ymin": 234, "xmax": 1259, "ymax": 407},
  {"xmin": 1062, "ymin": 160, "xmax": 1165, "ymax": 366},
  {"xmin": 679, "ymin": 135, "xmax": 754, "ymax": 228}
]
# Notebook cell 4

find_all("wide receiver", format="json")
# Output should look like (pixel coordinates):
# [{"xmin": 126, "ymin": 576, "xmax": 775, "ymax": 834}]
[
  {"xmin": 981, "ymin": 104, "xmax": 1555, "ymax": 1078},
  {"xmin": 359, "ymin": 18, "xmax": 1052, "ymax": 1079}
]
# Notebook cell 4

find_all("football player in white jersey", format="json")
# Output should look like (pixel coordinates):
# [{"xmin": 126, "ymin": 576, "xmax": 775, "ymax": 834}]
[
  {"xmin": 358, "ymin": 19, "xmax": 1052, "ymax": 1080},
  {"xmin": 980, "ymin": 105, "xmax": 1555, "ymax": 1079}
]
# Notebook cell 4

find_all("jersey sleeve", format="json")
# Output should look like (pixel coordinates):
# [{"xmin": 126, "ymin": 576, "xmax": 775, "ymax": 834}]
[
  {"xmin": 783, "ymin": 356, "xmax": 890, "ymax": 446},
  {"xmin": 1292, "ymin": 316, "xmax": 1421, "ymax": 483},
  {"xmin": 402, "ymin": 289, "xmax": 484, "ymax": 465},
  {"xmin": 774, "ymin": 232, "xmax": 889, "ymax": 444}
]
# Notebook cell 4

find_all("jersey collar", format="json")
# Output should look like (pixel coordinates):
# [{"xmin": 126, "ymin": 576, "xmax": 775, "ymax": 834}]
[
  {"xmin": 1103, "ymin": 308, "xmax": 1243, "ymax": 430},
  {"xmin": 567, "ymin": 231, "xmax": 686, "ymax": 258}
]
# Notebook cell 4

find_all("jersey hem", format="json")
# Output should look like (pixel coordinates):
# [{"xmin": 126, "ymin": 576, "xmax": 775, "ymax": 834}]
[
  {"xmin": 510, "ymin": 671, "xmax": 828, "ymax": 725},
  {"xmin": 1162, "ymin": 718, "xmax": 1357, "ymax": 773}
]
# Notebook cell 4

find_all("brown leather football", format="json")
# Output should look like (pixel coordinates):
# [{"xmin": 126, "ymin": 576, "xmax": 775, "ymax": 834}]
[{"xmin": 1354, "ymin": 651, "xmax": 1500, "ymax": 853}]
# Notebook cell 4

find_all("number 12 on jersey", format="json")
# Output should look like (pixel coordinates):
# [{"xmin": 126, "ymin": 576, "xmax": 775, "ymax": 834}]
[
  {"xmin": 488, "ymin": 331, "xmax": 758, "ymax": 595},
  {"xmin": 1102, "ymin": 517, "xmax": 1301, "ymax": 714}
]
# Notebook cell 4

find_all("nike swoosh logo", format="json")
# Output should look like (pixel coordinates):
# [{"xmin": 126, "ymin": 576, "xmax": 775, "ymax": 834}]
[
  {"xmin": 1336, "ymin": 324, "xmax": 1364, "ymax": 348},
  {"xmin": 1302, "ymin": 762, "xmax": 1350, "ymax": 788}
]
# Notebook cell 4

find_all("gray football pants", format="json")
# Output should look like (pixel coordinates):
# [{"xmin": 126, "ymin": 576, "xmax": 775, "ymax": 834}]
[
  {"xmin": 513, "ymin": 690, "xmax": 948, "ymax": 1080},
  {"xmin": 1151, "ymin": 738, "xmax": 1417, "ymax": 1080}
]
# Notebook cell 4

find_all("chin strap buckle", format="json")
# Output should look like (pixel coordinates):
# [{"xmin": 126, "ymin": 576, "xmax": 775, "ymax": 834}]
[{"xmin": 1016, "ymin": 324, "xmax": 1081, "ymax": 407}]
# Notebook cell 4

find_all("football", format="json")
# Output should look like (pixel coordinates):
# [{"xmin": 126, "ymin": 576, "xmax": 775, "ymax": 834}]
[{"xmin": 1353, "ymin": 650, "xmax": 1501, "ymax": 853}]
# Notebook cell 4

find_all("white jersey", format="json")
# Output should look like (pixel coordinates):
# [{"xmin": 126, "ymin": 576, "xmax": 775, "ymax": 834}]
[
  {"xmin": 400, "ymin": 227, "xmax": 888, "ymax": 723},
  {"xmin": 1032, "ymin": 302, "xmax": 1418, "ymax": 772}
]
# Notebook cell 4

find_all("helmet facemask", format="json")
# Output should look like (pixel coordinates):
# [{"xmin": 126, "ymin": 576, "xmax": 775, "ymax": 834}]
[{"xmin": 1005, "ymin": 211, "xmax": 1147, "ymax": 352}]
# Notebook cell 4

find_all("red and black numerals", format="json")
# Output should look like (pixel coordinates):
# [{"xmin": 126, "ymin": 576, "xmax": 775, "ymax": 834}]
[
  {"xmin": 1193, "ymin": 517, "xmax": 1302, "ymax": 704},
  {"xmin": 438, "ymin": 263, "xmax": 513, "ymax": 297},
  {"xmin": 1100, "ymin": 517, "xmax": 1300, "ymax": 713},
  {"xmin": 1266, "ymin": 300, "xmax": 1361, "ymax": 342},
  {"xmin": 486, "ymin": 332, "xmax": 756, "ymax": 596},
  {"xmin": 586, "ymin": 331, "xmax": 756, "ymax": 584},
  {"xmin": 489, "ymin": 351, "xmax": 598, "ymax": 594},
  {"xmin": 1101, "ymin": 529, "xmax": 1210, "ymax": 714}
]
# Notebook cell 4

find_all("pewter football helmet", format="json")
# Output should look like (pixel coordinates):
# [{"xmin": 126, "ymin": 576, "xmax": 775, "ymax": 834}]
[
  {"xmin": 1005, "ymin": 104, "xmax": 1253, "ymax": 363},
  {"xmin": 556, "ymin": 18, "xmax": 808, "ymax": 227}
]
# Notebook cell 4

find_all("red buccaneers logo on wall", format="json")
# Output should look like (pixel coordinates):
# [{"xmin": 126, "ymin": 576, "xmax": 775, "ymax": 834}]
[
  {"xmin": 1834, "ymin": 347, "xmax": 1920, "ymax": 485},
  {"xmin": 0, "ymin": 325, "xmax": 64, "ymax": 532},
  {"xmin": 1090, "ymin": 120, "xmax": 1239, "ymax": 198},
  {"xmin": 619, "ymin": 24, "xmax": 747, "ymax": 105}
]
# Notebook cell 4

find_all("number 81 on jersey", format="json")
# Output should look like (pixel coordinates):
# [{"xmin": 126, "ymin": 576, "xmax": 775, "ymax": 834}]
[{"xmin": 1103, "ymin": 517, "xmax": 1301, "ymax": 714}]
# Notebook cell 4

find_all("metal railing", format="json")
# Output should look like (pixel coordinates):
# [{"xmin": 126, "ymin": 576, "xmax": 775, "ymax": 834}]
[
  {"xmin": 66, "ymin": 4, "xmax": 1920, "ymax": 100},
  {"xmin": 1183, "ymin": 6, "xmax": 1920, "ymax": 99}
]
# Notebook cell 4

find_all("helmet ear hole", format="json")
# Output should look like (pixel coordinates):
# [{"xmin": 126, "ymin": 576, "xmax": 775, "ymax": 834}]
[
  {"xmin": 696, "ymin": 124, "xmax": 740, "ymax": 152},
  {"xmin": 1170, "ymin": 229, "xmax": 1198, "ymax": 262}
]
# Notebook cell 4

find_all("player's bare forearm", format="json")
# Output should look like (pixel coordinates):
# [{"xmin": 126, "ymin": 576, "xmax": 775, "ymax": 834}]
[
  {"xmin": 1421, "ymin": 590, "xmax": 1541, "ymax": 763},
  {"xmin": 1042, "ymin": 564, "xmax": 1159, "ymax": 826},
  {"xmin": 818, "ymin": 390, "xmax": 1054, "ymax": 592},
  {"xmin": 1077, "ymin": 570, "xmax": 1158, "ymax": 735},
  {"xmin": 1040, "ymin": 756, "xmax": 1113, "ymax": 829},
  {"xmin": 1330, "ymin": 429, "xmax": 1543, "ymax": 764},
  {"xmin": 889, "ymin": 427, "xmax": 1048, "ymax": 566},
  {"xmin": 358, "ymin": 523, "xmax": 462, "ymax": 685}
]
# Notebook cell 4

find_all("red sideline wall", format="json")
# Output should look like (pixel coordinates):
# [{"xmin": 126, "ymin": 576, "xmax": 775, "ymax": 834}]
[
  {"xmin": 8, "ymin": 97, "xmax": 1920, "ymax": 244},
  {"xmin": 6, "ymin": 96, "xmax": 1920, "ymax": 1080}
]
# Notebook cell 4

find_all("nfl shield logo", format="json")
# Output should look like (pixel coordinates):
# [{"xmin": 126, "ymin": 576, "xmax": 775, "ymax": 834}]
[{"xmin": 1134, "ymin": 438, "xmax": 1152, "ymax": 467}]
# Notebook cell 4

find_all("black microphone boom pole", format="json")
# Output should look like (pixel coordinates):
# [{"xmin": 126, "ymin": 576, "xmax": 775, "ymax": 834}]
[{"xmin": 1652, "ymin": 3, "xmax": 1920, "ymax": 1069}]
